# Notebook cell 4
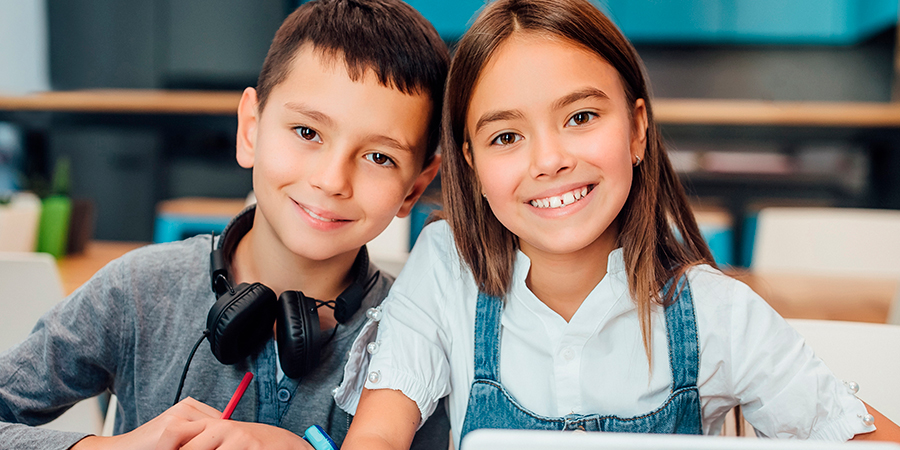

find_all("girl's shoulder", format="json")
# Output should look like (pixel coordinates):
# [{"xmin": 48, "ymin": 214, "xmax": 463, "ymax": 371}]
[
  {"xmin": 681, "ymin": 263, "xmax": 773, "ymax": 323},
  {"xmin": 407, "ymin": 220, "xmax": 469, "ymax": 278}
]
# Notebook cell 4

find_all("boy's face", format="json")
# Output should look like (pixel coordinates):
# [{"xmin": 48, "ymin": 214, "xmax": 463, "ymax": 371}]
[{"xmin": 236, "ymin": 45, "xmax": 438, "ymax": 262}]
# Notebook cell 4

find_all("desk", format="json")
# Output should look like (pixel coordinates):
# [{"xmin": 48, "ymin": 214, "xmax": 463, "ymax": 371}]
[
  {"xmin": 734, "ymin": 271, "xmax": 895, "ymax": 323},
  {"xmin": 55, "ymin": 243, "xmax": 896, "ymax": 323},
  {"xmin": 57, "ymin": 241, "xmax": 147, "ymax": 295}
]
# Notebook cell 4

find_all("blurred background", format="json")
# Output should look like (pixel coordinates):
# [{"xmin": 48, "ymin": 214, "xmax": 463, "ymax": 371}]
[
  {"xmin": 1, "ymin": 0, "xmax": 900, "ymax": 267},
  {"xmin": 3, "ymin": 0, "xmax": 900, "ymax": 431}
]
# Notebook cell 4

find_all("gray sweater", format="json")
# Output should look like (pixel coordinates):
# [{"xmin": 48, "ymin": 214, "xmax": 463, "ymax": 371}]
[{"xmin": 0, "ymin": 234, "xmax": 449, "ymax": 449}]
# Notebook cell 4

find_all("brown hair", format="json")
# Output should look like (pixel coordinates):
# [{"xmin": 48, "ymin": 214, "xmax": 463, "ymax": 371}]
[
  {"xmin": 256, "ymin": 0, "xmax": 450, "ymax": 162},
  {"xmin": 441, "ymin": 0, "xmax": 716, "ymax": 358}
]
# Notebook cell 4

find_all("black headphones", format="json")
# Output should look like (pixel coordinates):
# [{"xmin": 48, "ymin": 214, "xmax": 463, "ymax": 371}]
[
  {"xmin": 173, "ymin": 205, "xmax": 377, "ymax": 405},
  {"xmin": 206, "ymin": 205, "xmax": 375, "ymax": 379}
]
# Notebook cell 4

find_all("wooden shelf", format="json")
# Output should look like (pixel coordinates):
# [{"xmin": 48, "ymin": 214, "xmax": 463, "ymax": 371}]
[
  {"xmin": 0, "ymin": 89, "xmax": 241, "ymax": 115},
  {"xmin": 3, "ymin": 90, "xmax": 900, "ymax": 128},
  {"xmin": 654, "ymin": 98, "xmax": 900, "ymax": 128}
]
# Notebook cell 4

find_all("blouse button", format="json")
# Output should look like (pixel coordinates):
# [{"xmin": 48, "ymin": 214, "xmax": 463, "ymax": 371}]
[
  {"xmin": 862, "ymin": 414, "xmax": 876, "ymax": 427},
  {"xmin": 367, "ymin": 370, "xmax": 381, "ymax": 384},
  {"xmin": 366, "ymin": 307, "xmax": 383, "ymax": 322},
  {"xmin": 561, "ymin": 348, "xmax": 575, "ymax": 361},
  {"xmin": 276, "ymin": 388, "xmax": 291, "ymax": 402},
  {"xmin": 366, "ymin": 342, "xmax": 379, "ymax": 355},
  {"xmin": 846, "ymin": 381, "xmax": 860, "ymax": 395},
  {"xmin": 331, "ymin": 386, "xmax": 340, "ymax": 396}
]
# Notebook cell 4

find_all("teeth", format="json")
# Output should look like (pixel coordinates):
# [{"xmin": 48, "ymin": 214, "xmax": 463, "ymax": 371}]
[
  {"xmin": 303, "ymin": 206, "xmax": 340, "ymax": 222},
  {"xmin": 530, "ymin": 186, "xmax": 590, "ymax": 209}
]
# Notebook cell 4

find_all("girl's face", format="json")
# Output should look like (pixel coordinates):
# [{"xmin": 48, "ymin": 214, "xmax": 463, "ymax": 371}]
[{"xmin": 465, "ymin": 33, "xmax": 647, "ymax": 262}]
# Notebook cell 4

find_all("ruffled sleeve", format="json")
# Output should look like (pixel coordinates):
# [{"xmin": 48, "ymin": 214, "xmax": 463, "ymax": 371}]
[
  {"xmin": 334, "ymin": 222, "xmax": 456, "ymax": 428},
  {"xmin": 721, "ymin": 278, "xmax": 876, "ymax": 439}
]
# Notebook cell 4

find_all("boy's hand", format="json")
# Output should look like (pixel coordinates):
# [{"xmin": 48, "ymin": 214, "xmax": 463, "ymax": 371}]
[
  {"xmin": 71, "ymin": 397, "xmax": 221, "ymax": 450},
  {"xmin": 154, "ymin": 419, "xmax": 313, "ymax": 450}
]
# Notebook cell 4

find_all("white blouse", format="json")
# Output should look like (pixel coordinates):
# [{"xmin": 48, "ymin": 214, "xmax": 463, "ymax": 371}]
[{"xmin": 335, "ymin": 221, "xmax": 874, "ymax": 447}]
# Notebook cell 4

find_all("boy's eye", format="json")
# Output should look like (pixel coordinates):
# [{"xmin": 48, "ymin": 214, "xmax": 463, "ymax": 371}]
[
  {"xmin": 566, "ymin": 112, "xmax": 597, "ymax": 127},
  {"xmin": 490, "ymin": 132, "xmax": 522, "ymax": 146},
  {"xmin": 365, "ymin": 152, "xmax": 395, "ymax": 167},
  {"xmin": 294, "ymin": 126, "xmax": 321, "ymax": 142}
]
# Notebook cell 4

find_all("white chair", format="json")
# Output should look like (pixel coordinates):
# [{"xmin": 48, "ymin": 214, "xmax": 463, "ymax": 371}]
[
  {"xmin": 0, "ymin": 251, "xmax": 104, "ymax": 435},
  {"xmin": 787, "ymin": 318, "xmax": 900, "ymax": 424},
  {"xmin": 367, "ymin": 215, "xmax": 411, "ymax": 277},
  {"xmin": 889, "ymin": 290, "xmax": 900, "ymax": 326},
  {"xmin": 752, "ymin": 207, "xmax": 900, "ymax": 277}
]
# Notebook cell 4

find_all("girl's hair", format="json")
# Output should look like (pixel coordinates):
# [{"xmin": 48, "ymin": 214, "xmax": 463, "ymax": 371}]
[{"xmin": 441, "ymin": 0, "xmax": 716, "ymax": 358}]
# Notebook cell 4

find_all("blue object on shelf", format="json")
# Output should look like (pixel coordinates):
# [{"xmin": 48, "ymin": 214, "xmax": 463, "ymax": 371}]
[
  {"xmin": 410, "ymin": 201, "xmax": 442, "ymax": 249},
  {"xmin": 153, "ymin": 214, "xmax": 232, "ymax": 243},
  {"xmin": 741, "ymin": 213, "xmax": 759, "ymax": 269},
  {"xmin": 698, "ymin": 223, "xmax": 734, "ymax": 268}
]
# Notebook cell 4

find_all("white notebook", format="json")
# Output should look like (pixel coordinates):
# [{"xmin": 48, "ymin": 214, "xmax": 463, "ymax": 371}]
[{"xmin": 461, "ymin": 429, "xmax": 900, "ymax": 450}]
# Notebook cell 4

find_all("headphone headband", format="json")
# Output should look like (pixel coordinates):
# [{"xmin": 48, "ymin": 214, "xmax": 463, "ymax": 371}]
[{"xmin": 209, "ymin": 204, "xmax": 374, "ymax": 323}]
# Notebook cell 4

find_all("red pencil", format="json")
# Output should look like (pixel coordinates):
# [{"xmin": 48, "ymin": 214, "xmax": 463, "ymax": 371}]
[{"xmin": 221, "ymin": 372, "xmax": 254, "ymax": 420}]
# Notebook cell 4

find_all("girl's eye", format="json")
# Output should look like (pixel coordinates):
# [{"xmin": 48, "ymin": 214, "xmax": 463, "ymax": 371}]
[
  {"xmin": 295, "ymin": 126, "xmax": 321, "ymax": 142},
  {"xmin": 365, "ymin": 152, "xmax": 395, "ymax": 167},
  {"xmin": 566, "ymin": 112, "xmax": 597, "ymax": 127},
  {"xmin": 490, "ymin": 132, "xmax": 522, "ymax": 146}
]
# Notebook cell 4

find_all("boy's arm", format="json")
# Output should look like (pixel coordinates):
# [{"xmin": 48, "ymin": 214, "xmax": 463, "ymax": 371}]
[
  {"xmin": 850, "ymin": 403, "xmax": 900, "ymax": 443},
  {"xmin": 342, "ymin": 388, "xmax": 421, "ymax": 450},
  {"xmin": 71, "ymin": 397, "xmax": 315, "ymax": 450}
]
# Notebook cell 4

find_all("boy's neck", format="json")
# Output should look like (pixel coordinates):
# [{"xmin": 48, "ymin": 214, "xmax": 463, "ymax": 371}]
[
  {"xmin": 230, "ymin": 220, "xmax": 360, "ymax": 331},
  {"xmin": 522, "ymin": 231, "xmax": 618, "ymax": 323}
]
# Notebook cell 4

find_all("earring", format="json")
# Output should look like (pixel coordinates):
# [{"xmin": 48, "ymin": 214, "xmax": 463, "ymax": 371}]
[{"xmin": 633, "ymin": 154, "xmax": 642, "ymax": 167}]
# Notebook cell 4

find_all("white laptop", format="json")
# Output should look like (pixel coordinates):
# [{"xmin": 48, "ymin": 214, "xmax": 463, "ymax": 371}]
[{"xmin": 461, "ymin": 429, "xmax": 900, "ymax": 450}]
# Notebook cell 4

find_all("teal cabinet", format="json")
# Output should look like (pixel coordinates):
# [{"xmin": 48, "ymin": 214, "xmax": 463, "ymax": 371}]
[{"xmin": 406, "ymin": 0, "xmax": 899, "ymax": 45}]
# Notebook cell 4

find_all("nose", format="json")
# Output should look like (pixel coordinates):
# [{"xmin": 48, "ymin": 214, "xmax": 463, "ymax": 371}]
[
  {"xmin": 308, "ymin": 147, "xmax": 353, "ymax": 197},
  {"xmin": 529, "ymin": 132, "xmax": 575, "ymax": 179}
]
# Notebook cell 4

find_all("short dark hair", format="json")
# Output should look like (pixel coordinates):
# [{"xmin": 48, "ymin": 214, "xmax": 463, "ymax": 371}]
[{"xmin": 256, "ymin": 0, "xmax": 450, "ymax": 163}]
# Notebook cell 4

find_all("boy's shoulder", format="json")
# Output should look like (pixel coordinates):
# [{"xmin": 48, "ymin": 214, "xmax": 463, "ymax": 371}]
[{"xmin": 115, "ymin": 234, "xmax": 213, "ymax": 276}]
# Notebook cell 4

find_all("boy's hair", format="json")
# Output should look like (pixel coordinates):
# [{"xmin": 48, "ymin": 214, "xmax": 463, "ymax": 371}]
[
  {"xmin": 256, "ymin": 0, "xmax": 449, "ymax": 163},
  {"xmin": 441, "ymin": 0, "xmax": 716, "ymax": 358}
]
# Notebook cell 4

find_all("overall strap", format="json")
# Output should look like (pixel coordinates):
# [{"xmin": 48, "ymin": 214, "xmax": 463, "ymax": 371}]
[
  {"xmin": 663, "ymin": 275, "xmax": 700, "ymax": 390},
  {"xmin": 472, "ymin": 292, "xmax": 503, "ymax": 381}
]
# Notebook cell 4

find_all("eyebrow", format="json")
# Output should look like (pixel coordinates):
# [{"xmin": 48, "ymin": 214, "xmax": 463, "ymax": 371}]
[
  {"xmin": 364, "ymin": 134, "xmax": 415, "ymax": 155},
  {"xmin": 283, "ymin": 102, "xmax": 334, "ymax": 127},
  {"xmin": 551, "ymin": 88, "xmax": 610, "ymax": 111},
  {"xmin": 474, "ymin": 110, "xmax": 525, "ymax": 135},
  {"xmin": 473, "ymin": 88, "xmax": 611, "ymax": 134}
]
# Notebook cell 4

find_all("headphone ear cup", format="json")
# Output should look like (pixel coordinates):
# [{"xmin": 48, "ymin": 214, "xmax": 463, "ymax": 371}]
[
  {"xmin": 206, "ymin": 282, "xmax": 277, "ymax": 365},
  {"xmin": 276, "ymin": 291, "xmax": 321, "ymax": 379}
]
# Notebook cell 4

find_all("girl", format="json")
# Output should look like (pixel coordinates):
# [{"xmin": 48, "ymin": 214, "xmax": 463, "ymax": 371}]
[{"xmin": 335, "ymin": 0, "xmax": 900, "ymax": 448}]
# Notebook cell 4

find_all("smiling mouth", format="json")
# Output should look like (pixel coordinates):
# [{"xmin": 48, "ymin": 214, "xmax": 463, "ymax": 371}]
[
  {"xmin": 529, "ymin": 185, "xmax": 594, "ymax": 209},
  {"xmin": 300, "ymin": 204, "xmax": 347, "ymax": 222}
]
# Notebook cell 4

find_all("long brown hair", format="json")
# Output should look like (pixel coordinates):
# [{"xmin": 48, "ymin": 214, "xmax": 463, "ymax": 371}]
[{"xmin": 441, "ymin": 0, "xmax": 716, "ymax": 358}]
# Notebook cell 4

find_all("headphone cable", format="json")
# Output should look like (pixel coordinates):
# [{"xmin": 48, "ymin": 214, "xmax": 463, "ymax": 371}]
[{"xmin": 173, "ymin": 330, "xmax": 211, "ymax": 406}]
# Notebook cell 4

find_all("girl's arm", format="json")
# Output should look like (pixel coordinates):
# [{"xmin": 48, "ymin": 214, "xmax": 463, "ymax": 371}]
[
  {"xmin": 342, "ymin": 388, "xmax": 421, "ymax": 450},
  {"xmin": 850, "ymin": 403, "xmax": 900, "ymax": 443}
]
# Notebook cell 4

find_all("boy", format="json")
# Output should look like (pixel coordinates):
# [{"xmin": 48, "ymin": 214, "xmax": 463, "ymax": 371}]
[{"xmin": 0, "ymin": 1, "xmax": 449, "ymax": 448}]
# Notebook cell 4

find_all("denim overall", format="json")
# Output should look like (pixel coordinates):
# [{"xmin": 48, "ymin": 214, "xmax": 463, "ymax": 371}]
[{"xmin": 459, "ymin": 277, "xmax": 703, "ymax": 442}]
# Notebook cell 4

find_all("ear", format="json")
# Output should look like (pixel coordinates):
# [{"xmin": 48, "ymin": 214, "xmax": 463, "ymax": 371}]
[
  {"xmin": 236, "ymin": 87, "xmax": 260, "ymax": 169},
  {"xmin": 631, "ymin": 98, "xmax": 648, "ymax": 162},
  {"xmin": 462, "ymin": 140, "xmax": 474, "ymax": 168},
  {"xmin": 396, "ymin": 154, "xmax": 441, "ymax": 218}
]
